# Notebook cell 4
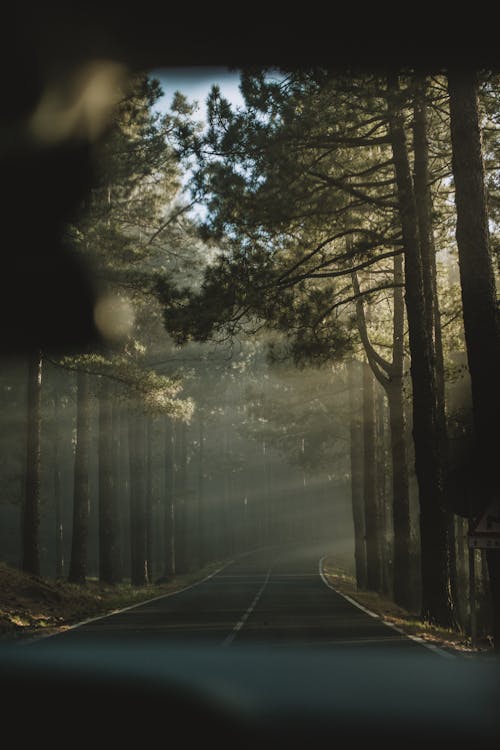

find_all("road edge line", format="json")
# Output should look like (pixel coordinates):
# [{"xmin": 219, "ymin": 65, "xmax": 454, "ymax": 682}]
[
  {"xmin": 318, "ymin": 556, "xmax": 455, "ymax": 660},
  {"xmin": 21, "ymin": 559, "xmax": 237, "ymax": 645}
]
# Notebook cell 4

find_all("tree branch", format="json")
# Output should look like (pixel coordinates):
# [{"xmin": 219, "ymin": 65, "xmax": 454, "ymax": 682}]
[
  {"xmin": 273, "ymin": 228, "xmax": 395, "ymax": 287},
  {"xmin": 309, "ymin": 171, "xmax": 397, "ymax": 209},
  {"xmin": 278, "ymin": 249, "xmax": 403, "ymax": 287},
  {"xmin": 144, "ymin": 201, "xmax": 197, "ymax": 246},
  {"xmin": 351, "ymin": 271, "xmax": 392, "ymax": 384},
  {"xmin": 314, "ymin": 281, "xmax": 403, "ymax": 325}
]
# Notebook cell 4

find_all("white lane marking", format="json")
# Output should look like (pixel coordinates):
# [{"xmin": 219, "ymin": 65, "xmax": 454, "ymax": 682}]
[
  {"xmin": 318, "ymin": 556, "xmax": 456, "ymax": 660},
  {"xmin": 21, "ymin": 560, "xmax": 236, "ymax": 645},
  {"xmin": 222, "ymin": 567, "xmax": 272, "ymax": 647}
]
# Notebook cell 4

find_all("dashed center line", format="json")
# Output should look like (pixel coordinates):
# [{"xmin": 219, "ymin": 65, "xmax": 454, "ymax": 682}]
[{"xmin": 222, "ymin": 567, "xmax": 272, "ymax": 647}]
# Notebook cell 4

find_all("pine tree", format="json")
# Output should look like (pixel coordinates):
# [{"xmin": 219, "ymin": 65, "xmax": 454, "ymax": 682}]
[{"xmin": 448, "ymin": 70, "xmax": 500, "ymax": 649}]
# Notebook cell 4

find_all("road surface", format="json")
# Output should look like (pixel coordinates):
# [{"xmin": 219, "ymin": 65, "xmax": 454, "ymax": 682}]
[
  {"xmin": 42, "ymin": 544, "xmax": 433, "ymax": 651},
  {"xmin": 10, "ymin": 545, "xmax": 500, "ymax": 750}
]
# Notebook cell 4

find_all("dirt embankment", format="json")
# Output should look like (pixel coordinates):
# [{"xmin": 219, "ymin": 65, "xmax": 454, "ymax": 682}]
[{"xmin": 0, "ymin": 561, "xmax": 219, "ymax": 641}]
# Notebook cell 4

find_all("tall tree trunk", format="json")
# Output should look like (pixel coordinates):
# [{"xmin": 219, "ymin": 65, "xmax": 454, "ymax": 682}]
[
  {"xmin": 388, "ymin": 253, "xmax": 412, "ymax": 608},
  {"xmin": 128, "ymin": 408, "xmax": 148, "ymax": 586},
  {"xmin": 413, "ymin": 78, "xmax": 437, "ymax": 355},
  {"xmin": 53, "ymin": 395, "xmax": 64, "ymax": 578},
  {"xmin": 115, "ymin": 401, "xmax": 129, "ymax": 581},
  {"xmin": 414, "ymin": 76, "xmax": 457, "ymax": 623},
  {"xmin": 263, "ymin": 440, "xmax": 271, "ymax": 546},
  {"xmin": 376, "ymin": 386, "xmax": 391, "ymax": 597},
  {"xmin": 386, "ymin": 380, "xmax": 412, "ymax": 608},
  {"xmin": 448, "ymin": 70, "xmax": 500, "ymax": 649},
  {"xmin": 363, "ymin": 361, "xmax": 382, "ymax": 592},
  {"xmin": 353, "ymin": 254, "xmax": 412, "ymax": 606},
  {"xmin": 145, "ymin": 417, "xmax": 154, "ymax": 581},
  {"xmin": 98, "ymin": 377, "xmax": 116, "ymax": 584},
  {"xmin": 22, "ymin": 349, "xmax": 42, "ymax": 575},
  {"xmin": 111, "ymin": 398, "xmax": 123, "ymax": 583},
  {"xmin": 348, "ymin": 359, "xmax": 367, "ymax": 589},
  {"xmin": 69, "ymin": 371, "xmax": 91, "ymax": 584},
  {"xmin": 387, "ymin": 74, "xmax": 452, "ymax": 626},
  {"xmin": 163, "ymin": 417, "xmax": 175, "ymax": 578},
  {"xmin": 174, "ymin": 420, "xmax": 188, "ymax": 574},
  {"xmin": 197, "ymin": 411, "xmax": 205, "ymax": 567},
  {"xmin": 223, "ymin": 434, "xmax": 232, "ymax": 557}
]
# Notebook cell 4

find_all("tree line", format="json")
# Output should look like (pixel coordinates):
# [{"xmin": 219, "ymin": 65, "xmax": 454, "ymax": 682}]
[
  {"xmin": 1, "ymin": 67, "xmax": 499, "ymax": 650},
  {"xmin": 156, "ymin": 69, "xmax": 500, "ymax": 647},
  {"xmin": 0, "ymin": 72, "xmax": 346, "ymax": 582}
]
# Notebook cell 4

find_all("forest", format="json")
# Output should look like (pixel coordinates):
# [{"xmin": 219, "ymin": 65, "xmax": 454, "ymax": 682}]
[{"xmin": 1, "ymin": 66, "xmax": 499, "ymax": 652}]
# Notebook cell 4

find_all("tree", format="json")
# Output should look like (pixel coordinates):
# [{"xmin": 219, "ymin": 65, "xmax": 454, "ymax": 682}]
[
  {"xmin": 348, "ymin": 359, "xmax": 367, "ymax": 588},
  {"xmin": 53, "ymin": 392, "xmax": 64, "ymax": 578},
  {"xmin": 61, "ymin": 72, "xmax": 196, "ymax": 584},
  {"xmin": 448, "ymin": 69, "xmax": 500, "ymax": 649},
  {"xmin": 351, "ymin": 253, "xmax": 411, "ymax": 606},
  {"xmin": 161, "ymin": 69, "xmax": 451, "ymax": 618},
  {"xmin": 162, "ymin": 417, "xmax": 176, "ymax": 578},
  {"xmin": 128, "ymin": 405, "xmax": 149, "ymax": 586},
  {"xmin": 22, "ymin": 350, "xmax": 42, "ymax": 575},
  {"xmin": 98, "ymin": 377, "xmax": 117, "ymax": 584},
  {"xmin": 68, "ymin": 371, "xmax": 91, "ymax": 584},
  {"xmin": 362, "ymin": 361, "xmax": 382, "ymax": 591},
  {"xmin": 386, "ymin": 73, "xmax": 452, "ymax": 626}
]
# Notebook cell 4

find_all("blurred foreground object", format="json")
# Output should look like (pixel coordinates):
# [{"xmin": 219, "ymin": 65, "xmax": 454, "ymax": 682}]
[
  {"xmin": 3, "ymin": 8, "xmax": 500, "ymax": 353},
  {"xmin": 1, "ymin": 642, "xmax": 499, "ymax": 749}
]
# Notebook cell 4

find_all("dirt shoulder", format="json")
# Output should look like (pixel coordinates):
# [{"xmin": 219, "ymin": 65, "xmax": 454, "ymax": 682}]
[
  {"xmin": 0, "ymin": 561, "xmax": 224, "ymax": 642},
  {"xmin": 322, "ymin": 557, "xmax": 493, "ymax": 657}
]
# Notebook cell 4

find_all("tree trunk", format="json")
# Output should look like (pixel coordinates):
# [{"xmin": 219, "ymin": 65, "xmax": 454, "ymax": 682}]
[
  {"xmin": 163, "ymin": 417, "xmax": 175, "ymax": 578},
  {"xmin": 376, "ymin": 386, "xmax": 392, "ymax": 597},
  {"xmin": 387, "ymin": 388, "xmax": 413, "ymax": 594},
  {"xmin": 414, "ymin": 76, "xmax": 458, "ymax": 623},
  {"xmin": 174, "ymin": 420, "xmax": 188, "ymax": 574},
  {"xmin": 145, "ymin": 416, "xmax": 154, "ymax": 581},
  {"xmin": 353, "ymin": 254, "xmax": 412, "ymax": 606},
  {"xmin": 53, "ymin": 395, "xmax": 64, "ymax": 578},
  {"xmin": 387, "ymin": 74, "xmax": 452, "ymax": 626},
  {"xmin": 448, "ymin": 70, "xmax": 500, "ymax": 649},
  {"xmin": 111, "ymin": 399, "xmax": 123, "ymax": 583},
  {"xmin": 413, "ymin": 78, "xmax": 437, "ymax": 355},
  {"xmin": 197, "ymin": 411, "xmax": 205, "ymax": 567},
  {"xmin": 363, "ymin": 361, "xmax": 382, "ymax": 592},
  {"xmin": 388, "ymin": 253, "xmax": 412, "ymax": 609},
  {"xmin": 386, "ymin": 380, "xmax": 412, "ymax": 608},
  {"xmin": 348, "ymin": 360, "xmax": 367, "ymax": 589},
  {"xmin": 128, "ymin": 408, "xmax": 148, "ymax": 586},
  {"xmin": 69, "ymin": 371, "xmax": 91, "ymax": 584},
  {"xmin": 22, "ymin": 349, "xmax": 42, "ymax": 575},
  {"xmin": 98, "ymin": 377, "xmax": 116, "ymax": 584}
]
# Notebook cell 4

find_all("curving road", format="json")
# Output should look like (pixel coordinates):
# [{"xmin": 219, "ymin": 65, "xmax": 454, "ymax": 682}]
[{"xmin": 43, "ymin": 544, "xmax": 436, "ymax": 652}]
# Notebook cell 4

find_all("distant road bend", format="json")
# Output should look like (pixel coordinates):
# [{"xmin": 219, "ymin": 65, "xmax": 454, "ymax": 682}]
[{"xmin": 44, "ymin": 545, "xmax": 440, "ymax": 653}]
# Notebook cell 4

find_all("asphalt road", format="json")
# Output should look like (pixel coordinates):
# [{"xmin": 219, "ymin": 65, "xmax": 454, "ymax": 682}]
[
  {"xmin": 43, "ymin": 544, "xmax": 433, "ymax": 652},
  {"xmin": 10, "ymin": 545, "xmax": 500, "ymax": 750}
]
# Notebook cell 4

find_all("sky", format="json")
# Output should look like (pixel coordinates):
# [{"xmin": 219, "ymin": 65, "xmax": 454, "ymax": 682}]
[{"xmin": 152, "ymin": 67, "xmax": 244, "ymax": 118}]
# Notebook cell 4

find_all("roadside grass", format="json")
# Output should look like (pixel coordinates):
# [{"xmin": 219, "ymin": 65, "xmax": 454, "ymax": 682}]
[
  {"xmin": 0, "ymin": 560, "xmax": 225, "ymax": 642},
  {"xmin": 322, "ymin": 557, "xmax": 493, "ymax": 656}
]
